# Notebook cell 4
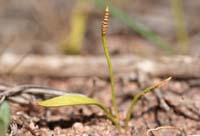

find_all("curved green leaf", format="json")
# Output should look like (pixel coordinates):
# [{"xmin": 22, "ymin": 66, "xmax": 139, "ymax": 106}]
[
  {"xmin": 38, "ymin": 94, "xmax": 102, "ymax": 107},
  {"xmin": 125, "ymin": 77, "xmax": 171, "ymax": 130},
  {"xmin": 38, "ymin": 94, "xmax": 119, "ymax": 127}
]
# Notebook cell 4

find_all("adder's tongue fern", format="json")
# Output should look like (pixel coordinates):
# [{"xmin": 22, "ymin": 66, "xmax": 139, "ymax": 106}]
[
  {"xmin": 102, "ymin": 6, "xmax": 110, "ymax": 36},
  {"xmin": 101, "ymin": 6, "xmax": 118, "ymax": 118},
  {"xmin": 38, "ymin": 4, "xmax": 171, "ymax": 131}
]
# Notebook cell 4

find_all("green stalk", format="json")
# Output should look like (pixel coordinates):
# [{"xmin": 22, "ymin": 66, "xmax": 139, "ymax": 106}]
[
  {"xmin": 97, "ymin": 102, "xmax": 120, "ymax": 130},
  {"xmin": 101, "ymin": 5, "xmax": 120, "ymax": 130},
  {"xmin": 125, "ymin": 77, "xmax": 171, "ymax": 130},
  {"xmin": 102, "ymin": 34, "xmax": 118, "ymax": 118},
  {"xmin": 124, "ymin": 86, "xmax": 156, "ymax": 130}
]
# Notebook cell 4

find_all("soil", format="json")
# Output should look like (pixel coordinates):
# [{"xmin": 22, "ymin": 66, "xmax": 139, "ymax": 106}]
[{"xmin": 2, "ymin": 75, "xmax": 200, "ymax": 136}]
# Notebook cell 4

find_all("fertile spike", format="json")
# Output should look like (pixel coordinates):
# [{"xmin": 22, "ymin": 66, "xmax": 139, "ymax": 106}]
[{"xmin": 102, "ymin": 6, "xmax": 110, "ymax": 36}]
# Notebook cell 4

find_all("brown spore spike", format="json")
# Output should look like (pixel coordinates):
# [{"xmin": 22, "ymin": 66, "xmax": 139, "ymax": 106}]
[{"xmin": 102, "ymin": 6, "xmax": 110, "ymax": 36}]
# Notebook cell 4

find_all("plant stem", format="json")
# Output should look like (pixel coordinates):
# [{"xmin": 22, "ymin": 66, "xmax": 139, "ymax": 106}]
[
  {"xmin": 97, "ymin": 103, "xmax": 120, "ymax": 130},
  {"xmin": 125, "ymin": 77, "xmax": 171, "ymax": 130},
  {"xmin": 125, "ymin": 87, "xmax": 154, "ymax": 130},
  {"xmin": 102, "ymin": 34, "xmax": 118, "ymax": 118}
]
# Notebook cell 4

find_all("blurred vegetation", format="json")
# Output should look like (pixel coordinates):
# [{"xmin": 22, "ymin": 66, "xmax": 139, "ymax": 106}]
[
  {"xmin": 95, "ymin": 0, "xmax": 174, "ymax": 54},
  {"xmin": 60, "ymin": 1, "xmax": 88, "ymax": 54},
  {"xmin": 170, "ymin": 0, "xmax": 189, "ymax": 54},
  {"xmin": 0, "ymin": 0, "xmax": 198, "ymax": 57},
  {"xmin": 58, "ymin": 0, "xmax": 193, "ymax": 55},
  {"xmin": 60, "ymin": 0, "xmax": 177, "ymax": 55}
]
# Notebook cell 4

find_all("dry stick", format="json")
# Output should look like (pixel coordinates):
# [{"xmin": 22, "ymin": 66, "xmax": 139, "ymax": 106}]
[
  {"xmin": 154, "ymin": 89, "xmax": 170, "ymax": 111},
  {"xmin": 146, "ymin": 126, "xmax": 185, "ymax": 136},
  {"xmin": 185, "ymin": 104, "xmax": 200, "ymax": 119},
  {"xmin": 0, "ymin": 85, "xmax": 70, "ymax": 106},
  {"xmin": 0, "ymin": 54, "xmax": 199, "ymax": 78},
  {"xmin": 164, "ymin": 98, "xmax": 200, "ymax": 121},
  {"xmin": 8, "ymin": 96, "xmax": 32, "ymax": 105},
  {"xmin": 0, "ymin": 85, "xmax": 68, "ymax": 101}
]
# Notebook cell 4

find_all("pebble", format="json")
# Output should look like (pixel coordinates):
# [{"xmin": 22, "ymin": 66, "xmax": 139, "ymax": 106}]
[{"xmin": 73, "ymin": 122, "xmax": 84, "ymax": 129}]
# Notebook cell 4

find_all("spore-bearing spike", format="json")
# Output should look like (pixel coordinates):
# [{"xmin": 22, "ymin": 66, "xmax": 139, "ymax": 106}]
[{"xmin": 102, "ymin": 6, "xmax": 110, "ymax": 36}]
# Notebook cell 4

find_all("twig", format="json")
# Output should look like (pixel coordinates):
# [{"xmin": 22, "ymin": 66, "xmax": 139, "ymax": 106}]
[
  {"xmin": 165, "ymin": 98, "xmax": 200, "ymax": 121},
  {"xmin": 154, "ymin": 89, "xmax": 170, "ymax": 111},
  {"xmin": 146, "ymin": 126, "xmax": 185, "ymax": 136},
  {"xmin": 1, "ymin": 85, "xmax": 67, "ymax": 97},
  {"xmin": 0, "ymin": 84, "xmax": 69, "ymax": 105}
]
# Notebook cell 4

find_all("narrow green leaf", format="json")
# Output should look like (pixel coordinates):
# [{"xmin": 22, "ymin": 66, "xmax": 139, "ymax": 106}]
[
  {"xmin": 125, "ymin": 77, "xmax": 171, "ymax": 130},
  {"xmin": 38, "ymin": 94, "xmax": 119, "ymax": 127},
  {"xmin": 38, "ymin": 94, "xmax": 102, "ymax": 107},
  {"xmin": 0, "ymin": 101, "xmax": 10, "ymax": 136}
]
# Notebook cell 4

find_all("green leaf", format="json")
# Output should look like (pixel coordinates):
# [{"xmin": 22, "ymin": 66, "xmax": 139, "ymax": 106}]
[
  {"xmin": 38, "ymin": 94, "xmax": 119, "ymax": 128},
  {"xmin": 125, "ymin": 77, "xmax": 171, "ymax": 130},
  {"xmin": 0, "ymin": 101, "xmax": 10, "ymax": 136},
  {"xmin": 38, "ymin": 94, "xmax": 102, "ymax": 107}
]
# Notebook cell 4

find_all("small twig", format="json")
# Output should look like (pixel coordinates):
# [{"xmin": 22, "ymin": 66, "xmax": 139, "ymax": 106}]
[
  {"xmin": 164, "ymin": 96, "xmax": 200, "ymax": 121},
  {"xmin": 8, "ymin": 96, "xmax": 30, "ymax": 105},
  {"xmin": 185, "ymin": 104, "xmax": 200, "ymax": 119},
  {"xmin": 154, "ymin": 89, "xmax": 170, "ymax": 111},
  {"xmin": 1, "ymin": 85, "xmax": 67, "ymax": 97},
  {"xmin": 25, "ymin": 88, "xmax": 67, "ymax": 96},
  {"xmin": 0, "ymin": 84, "xmax": 70, "ymax": 105},
  {"xmin": 146, "ymin": 126, "xmax": 185, "ymax": 136}
]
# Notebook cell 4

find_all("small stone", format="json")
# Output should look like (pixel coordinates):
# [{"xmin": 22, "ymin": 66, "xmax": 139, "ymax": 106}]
[{"xmin": 73, "ymin": 122, "xmax": 84, "ymax": 129}]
